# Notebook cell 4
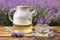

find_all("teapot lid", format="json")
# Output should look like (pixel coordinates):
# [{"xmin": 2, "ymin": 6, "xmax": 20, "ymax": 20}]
[{"xmin": 17, "ymin": 6, "xmax": 29, "ymax": 9}]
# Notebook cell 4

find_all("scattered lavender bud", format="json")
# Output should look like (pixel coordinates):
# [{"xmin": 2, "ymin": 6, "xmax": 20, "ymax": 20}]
[
  {"xmin": 11, "ymin": 31, "xmax": 24, "ymax": 37},
  {"xmin": 48, "ymin": 32, "xmax": 54, "ymax": 37},
  {"xmin": 11, "ymin": 32, "xmax": 16, "ymax": 37},
  {"xmin": 15, "ymin": 32, "xmax": 24, "ymax": 37}
]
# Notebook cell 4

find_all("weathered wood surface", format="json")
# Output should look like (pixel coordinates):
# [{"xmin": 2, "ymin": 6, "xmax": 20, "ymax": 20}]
[{"xmin": 0, "ymin": 26, "xmax": 60, "ymax": 40}]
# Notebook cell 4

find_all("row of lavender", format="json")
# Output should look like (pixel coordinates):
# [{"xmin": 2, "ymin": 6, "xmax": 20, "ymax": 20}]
[{"xmin": 0, "ymin": 0, "xmax": 60, "ymax": 10}]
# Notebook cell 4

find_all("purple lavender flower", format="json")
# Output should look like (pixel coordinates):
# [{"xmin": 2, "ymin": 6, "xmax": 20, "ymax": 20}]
[
  {"xmin": 49, "ymin": 7, "xmax": 57, "ymax": 15},
  {"xmin": 44, "ymin": 19, "xmax": 51, "ymax": 24},
  {"xmin": 43, "ymin": 16, "xmax": 47, "ymax": 20},
  {"xmin": 51, "ymin": 14, "xmax": 57, "ymax": 19},
  {"xmin": 48, "ymin": 7, "xmax": 57, "ymax": 19},
  {"xmin": 37, "ymin": 18, "xmax": 44, "ymax": 24}
]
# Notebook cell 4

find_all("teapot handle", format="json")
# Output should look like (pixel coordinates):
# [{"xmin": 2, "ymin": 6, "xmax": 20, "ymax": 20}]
[{"xmin": 8, "ymin": 8, "xmax": 16, "ymax": 22}]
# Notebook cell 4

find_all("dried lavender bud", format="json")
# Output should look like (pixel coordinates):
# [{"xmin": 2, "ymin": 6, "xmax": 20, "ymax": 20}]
[
  {"xmin": 15, "ymin": 32, "xmax": 24, "ymax": 37},
  {"xmin": 11, "ymin": 31, "xmax": 24, "ymax": 37},
  {"xmin": 11, "ymin": 32, "xmax": 16, "ymax": 37}
]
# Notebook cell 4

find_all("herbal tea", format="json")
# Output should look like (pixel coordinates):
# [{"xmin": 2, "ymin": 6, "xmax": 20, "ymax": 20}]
[
  {"xmin": 13, "ymin": 23, "xmax": 32, "ymax": 33},
  {"xmin": 38, "ymin": 32, "xmax": 48, "ymax": 35}
]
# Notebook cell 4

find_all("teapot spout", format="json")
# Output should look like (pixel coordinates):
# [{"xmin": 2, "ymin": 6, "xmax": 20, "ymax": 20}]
[
  {"xmin": 31, "ymin": 10, "xmax": 37, "ymax": 16},
  {"xmin": 31, "ymin": 10, "xmax": 35, "ymax": 14}
]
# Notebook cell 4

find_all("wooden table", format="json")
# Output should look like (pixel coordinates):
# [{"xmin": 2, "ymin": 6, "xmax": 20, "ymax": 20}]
[{"xmin": 0, "ymin": 26, "xmax": 60, "ymax": 40}]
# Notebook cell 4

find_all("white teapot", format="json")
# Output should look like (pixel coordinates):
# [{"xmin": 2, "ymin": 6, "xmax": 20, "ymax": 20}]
[
  {"xmin": 8, "ymin": 6, "xmax": 36, "ymax": 33},
  {"xmin": 9, "ymin": 6, "xmax": 36, "ymax": 25}
]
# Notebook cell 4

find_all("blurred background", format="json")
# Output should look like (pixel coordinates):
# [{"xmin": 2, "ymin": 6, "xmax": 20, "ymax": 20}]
[{"xmin": 0, "ymin": 0, "xmax": 60, "ymax": 26}]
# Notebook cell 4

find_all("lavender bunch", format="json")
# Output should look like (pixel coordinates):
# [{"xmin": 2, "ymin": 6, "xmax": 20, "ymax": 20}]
[{"xmin": 33, "ymin": 6, "xmax": 57, "ymax": 25}]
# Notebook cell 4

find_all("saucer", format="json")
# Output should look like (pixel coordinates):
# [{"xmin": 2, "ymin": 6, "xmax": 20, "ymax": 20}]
[{"xmin": 32, "ymin": 30, "xmax": 54, "ymax": 37}]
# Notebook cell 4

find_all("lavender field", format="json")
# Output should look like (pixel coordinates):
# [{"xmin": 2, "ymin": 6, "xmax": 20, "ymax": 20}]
[
  {"xmin": 0, "ymin": 0, "xmax": 60, "ymax": 26},
  {"xmin": 0, "ymin": 0, "xmax": 60, "ymax": 9}
]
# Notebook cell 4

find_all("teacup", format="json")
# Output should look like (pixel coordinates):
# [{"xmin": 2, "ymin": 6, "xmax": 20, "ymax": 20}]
[{"xmin": 35, "ymin": 24, "xmax": 53, "ymax": 37}]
